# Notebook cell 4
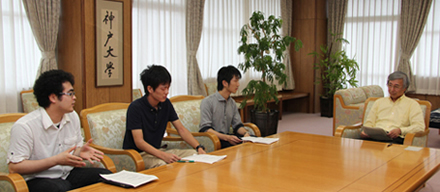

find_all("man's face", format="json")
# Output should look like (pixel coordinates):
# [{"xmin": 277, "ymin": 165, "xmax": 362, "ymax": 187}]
[
  {"xmin": 224, "ymin": 76, "xmax": 240, "ymax": 94},
  {"xmin": 148, "ymin": 83, "xmax": 170, "ymax": 103},
  {"xmin": 387, "ymin": 79, "xmax": 406, "ymax": 100},
  {"xmin": 57, "ymin": 82, "xmax": 76, "ymax": 113}
]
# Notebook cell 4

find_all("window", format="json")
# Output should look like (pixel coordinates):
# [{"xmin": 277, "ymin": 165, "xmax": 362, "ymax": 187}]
[{"xmin": 0, "ymin": 0, "xmax": 40, "ymax": 113}]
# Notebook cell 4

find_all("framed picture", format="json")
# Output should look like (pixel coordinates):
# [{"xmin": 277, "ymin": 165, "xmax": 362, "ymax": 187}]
[{"xmin": 96, "ymin": 0, "xmax": 124, "ymax": 86}]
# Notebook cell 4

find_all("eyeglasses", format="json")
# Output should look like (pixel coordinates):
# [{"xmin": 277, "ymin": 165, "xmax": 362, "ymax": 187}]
[
  {"xmin": 59, "ymin": 92, "xmax": 75, "ymax": 97},
  {"xmin": 387, "ymin": 84, "xmax": 402, "ymax": 90}
]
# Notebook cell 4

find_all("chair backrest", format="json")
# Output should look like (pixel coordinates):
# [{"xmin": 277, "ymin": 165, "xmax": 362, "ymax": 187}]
[
  {"xmin": 169, "ymin": 95, "xmax": 205, "ymax": 132},
  {"xmin": 362, "ymin": 97, "xmax": 431, "ymax": 132},
  {"xmin": 80, "ymin": 103, "xmax": 129, "ymax": 150},
  {"xmin": 0, "ymin": 113, "xmax": 26, "ymax": 173},
  {"xmin": 132, "ymin": 88, "xmax": 143, "ymax": 101},
  {"xmin": 204, "ymin": 82, "xmax": 217, "ymax": 96},
  {"xmin": 20, "ymin": 89, "xmax": 39, "ymax": 113}
]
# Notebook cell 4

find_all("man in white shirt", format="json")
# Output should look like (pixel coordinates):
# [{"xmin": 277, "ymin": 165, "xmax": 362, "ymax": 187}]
[{"xmin": 8, "ymin": 70, "xmax": 111, "ymax": 192}]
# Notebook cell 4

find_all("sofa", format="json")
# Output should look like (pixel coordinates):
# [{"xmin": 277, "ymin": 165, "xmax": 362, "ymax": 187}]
[{"xmin": 333, "ymin": 85, "xmax": 384, "ymax": 135}]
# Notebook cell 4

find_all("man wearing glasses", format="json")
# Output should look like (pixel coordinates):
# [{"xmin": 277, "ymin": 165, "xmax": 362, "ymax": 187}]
[
  {"xmin": 360, "ymin": 71, "xmax": 425, "ymax": 144},
  {"xmin": 8, "ymin": 70, "xmax": 111, "ymax": 192}
]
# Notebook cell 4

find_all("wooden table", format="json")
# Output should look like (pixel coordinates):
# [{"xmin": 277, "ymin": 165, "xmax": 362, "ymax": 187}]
[{"xmin": 71, "ymin": 132, "xmax": 440, "ymax": 192}]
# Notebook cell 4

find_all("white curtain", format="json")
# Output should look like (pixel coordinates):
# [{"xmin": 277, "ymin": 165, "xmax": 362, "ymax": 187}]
[
  {"xmin": 410, "ymin": 1, "xmax": 440, "ymax": 95},
  {"xmin": 343, "ymin": 0, "xmax": 401, "ymax": 96},
  {"xmin": 197, "ymin": 0, "xmax": 281, "ymax": 96},
  {"xmin": 0, "ymin": 0, "xmax": 40, "ymax": 114},
  {"xmin": 132, "ymin": 0, "xmax": 187, "ymax": 97}
]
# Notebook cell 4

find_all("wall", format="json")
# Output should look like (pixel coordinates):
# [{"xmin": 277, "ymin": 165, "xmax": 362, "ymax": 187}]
[
  {"xmin": 290, "ymin": 0, "xmax": 327, "ymax": 113},
  {"xmin": 57, "ymin": 0, "xmax": 133, "ymax": 113}
]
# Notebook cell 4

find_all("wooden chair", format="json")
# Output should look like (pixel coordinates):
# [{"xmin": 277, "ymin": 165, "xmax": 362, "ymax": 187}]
[
  {"xmin": 167, "ymin": 95, "xmax": 261, "ymax": 145},
  {"xmin": 20, "ymin": 89, "xmax": 39, "ymax": 113},
  {"xmin": 0, "ymin": 113, "xmax": 115, "ymax": 192},
  {"xmin": 335, "ymin": 97, "xmax": 432, "ymax": 147}
]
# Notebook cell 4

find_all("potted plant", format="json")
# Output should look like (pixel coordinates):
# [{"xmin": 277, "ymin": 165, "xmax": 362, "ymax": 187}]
[
  {"xmin": 238, "ymin": 11, "xmax": 302, "ymax": 136},
  {"xmin": 309, "ymin": 32, "xmax": 359, "ymax": 117}
]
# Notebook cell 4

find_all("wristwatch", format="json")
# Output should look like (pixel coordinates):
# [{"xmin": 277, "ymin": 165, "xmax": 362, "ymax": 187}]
[{"xmin": 195, "ymin": 144, "xmax": 205, "ymax": 151}]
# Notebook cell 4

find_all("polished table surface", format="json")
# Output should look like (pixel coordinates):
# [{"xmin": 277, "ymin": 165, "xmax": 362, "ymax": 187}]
[{"xmin": 71, "ymin": 131, "xmax": 440, "ymax": 192}]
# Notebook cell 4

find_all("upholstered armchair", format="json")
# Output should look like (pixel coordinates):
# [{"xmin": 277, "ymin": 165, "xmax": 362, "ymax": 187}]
[
  {"xmin": 20, "ymin": 90, "xmax": 39, "ymax": 113},
  {"xmin": 168, "ymin": 95, "xmax": 261, "ymax": 150},
  {"xmin": 335, "ymin": 97, "xmax": 432, "ymax": 147},
  {"xmin": 0, "ymin": 113, "xmax": 115, "ymax": 192},
  {"xmin": 333, "ymin": 85, "xmax": 384, "ymax": 135},
  {"xmin": 132, "ymin": 88, "xmax": 143, "ymax": 101}
]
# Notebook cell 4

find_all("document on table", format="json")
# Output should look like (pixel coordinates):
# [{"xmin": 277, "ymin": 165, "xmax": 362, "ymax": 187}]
[
  {"xmin": 100, "ymin": 170, "xmax": 158, "ymax": 188},
  {"xmin": 182, "ymin": 154, "xmax": 227, "ymax": 164},
  {"xmin": 242, "ymin": 137, "xmax": 279, "ymax": 144}
]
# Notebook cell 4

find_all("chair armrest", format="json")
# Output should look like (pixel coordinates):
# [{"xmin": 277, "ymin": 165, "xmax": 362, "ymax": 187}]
[
  {"xmin": 243, "ymin": 122, "xmax": 261, "ymax": 137},
  {"xmin": 89, "ymin": 143, "xmax": 145, "ymax": 172},
  {"xmin": 335, "ymin": 124, "xmax": 362, "ymax": 137},
  {"xmin": 101, "ymin": 155, "xmax": 117, "ymax": 173},
  {"xmin": 0, "ymin": 172, "xmax": 28, "ymax": 192},
  {"xmin": 403, "ymin": 129, "xmax": 430, "ymax": 146}
]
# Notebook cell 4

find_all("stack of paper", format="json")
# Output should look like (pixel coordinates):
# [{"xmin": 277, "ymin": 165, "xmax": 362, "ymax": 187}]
[
  {"xmin": 182, "ymin": 154, "xmax": 227, "ymax": 164},
  {"xmin": 242, "ymin": 137, "xmax": 279, "ymax": 144},
  {"xmin": 100, "ymin": 170, "xmax": 158, "ymax": 188}
]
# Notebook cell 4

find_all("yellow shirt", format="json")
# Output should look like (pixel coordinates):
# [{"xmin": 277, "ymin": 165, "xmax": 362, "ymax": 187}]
[{"xmin": 364, "ymin": 95, "xmax": 425, "ymax": 136}]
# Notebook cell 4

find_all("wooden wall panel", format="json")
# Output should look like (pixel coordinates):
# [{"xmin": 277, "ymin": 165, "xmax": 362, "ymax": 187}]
[
  {"xmin": 291, "ymin": 0, "xmax": 327, "ymax": 113},
  {"xmin": 58, "ymin": 0, "xmax": 132, "ymax": 113}
]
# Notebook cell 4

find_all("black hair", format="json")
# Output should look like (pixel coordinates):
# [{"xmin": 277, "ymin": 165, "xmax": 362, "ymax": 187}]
[
  {"xmin": 33, "ymin": 69, "xmax": 75, "ymax": 108},
  {"xmin": 217, "ymin": 65, "xmax": 241, "ymax": 91},
  {"xmin": 140, "ymin": 65, "xmax": 172, "ymax": 96}
]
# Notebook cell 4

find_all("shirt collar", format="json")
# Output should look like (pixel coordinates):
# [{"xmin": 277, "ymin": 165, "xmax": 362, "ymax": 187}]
[
  {"xmin": 214, "ymin": 91, "xmax": 228, "ymax": 102},
  {"xmin": 40, "ymin": 108, "xmax": 71, "ymax": 130},
  {"xmin": 388, "ymin": 94, "xmax": 407, "ymax": 103},
  {"xmin": 143, "ymin": 96, "xmax": 163, "ymax": 112}
]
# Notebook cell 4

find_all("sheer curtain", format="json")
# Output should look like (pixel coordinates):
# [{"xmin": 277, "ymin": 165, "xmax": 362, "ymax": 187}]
[
  {"xmin": 343, "ymin": 0, "xmax": 401, "ymax": 96},
  {"xmin": 132, "ymin": 0, "xmax": 187, "ymax": 97},
  {"xmin": 410, "ymin": 1, "xmax": 440, "ymax": 95},
  {"xmin": 0, "ymin": 0, "xmax": 40, "ymax": 114},
  {"xmin": 197, "ymin": 0, "xmax": 281, "ymax": 96}
]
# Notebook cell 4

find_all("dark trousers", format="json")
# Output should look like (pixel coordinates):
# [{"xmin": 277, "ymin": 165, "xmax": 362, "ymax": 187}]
[
  {"xmin": 360, "ymin": 137, "xmax": 404, "ymax": 144},
  {"xmin": 26, "ymin": 167, "xmax": 111, "ymax": 192}
]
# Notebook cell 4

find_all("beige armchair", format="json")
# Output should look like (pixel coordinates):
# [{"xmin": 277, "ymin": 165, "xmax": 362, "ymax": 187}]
[
  {"xmin": 333, "ymin": 85, "xmax": 384, "ymax": 135},
  {"xmin": 20, "ymin": 90, "xmax": 39, "ymax": 113},
  {"xmin": 168, "ymin": 95, "xmax": 261, "ymax": 149},
  {"xmin": 132, "ymin": 88, "xmax": 143, "ymax": 101},
  {"xmin": 0, "ymin": 113, "xmax": 115, "ymax": 192},
  {"xmin": 335, "ymin": 97, "xmax": 432, "ymax": 147}
]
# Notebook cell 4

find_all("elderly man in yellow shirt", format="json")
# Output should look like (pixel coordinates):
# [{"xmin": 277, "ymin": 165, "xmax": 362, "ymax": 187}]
[{"xmin": 361, "ymin": 71, "xmax": 425, "ymax": 144}]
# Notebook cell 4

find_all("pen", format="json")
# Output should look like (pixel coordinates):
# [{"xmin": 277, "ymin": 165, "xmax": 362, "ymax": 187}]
[
  {"xmin": 177, "ymin": 160, "xmax": 195, "ymax": 163},
  {"xmin": 387, "ymin": 143, "xmax": 393, "ymax": 147}
]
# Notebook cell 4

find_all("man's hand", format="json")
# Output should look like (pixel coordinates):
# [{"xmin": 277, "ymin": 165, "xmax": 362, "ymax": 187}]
[
  {"xmin": 360, "ymin": 131, "xmax": 370, "ymax": 139},
  {"xmin": 55, "ymin": 146, "xmax": 86, "ymax": 167},
  {"xmin": 159, "ymin": 151, "xmax": 181, "ymax": 164},
  {"xmin": 387, "ymin": 128, "xmax": 401, "ymax": 139},
  {"xmin": 225, "ymin": 135, "xmax": 242, "ymax": 145},
  {"xmin": 78, "ymin": 139, "xmax": 104, "ymax": 164},
  {"xmin": 197, "ymin": 147, "xmax": 206, "ymax": 154}
]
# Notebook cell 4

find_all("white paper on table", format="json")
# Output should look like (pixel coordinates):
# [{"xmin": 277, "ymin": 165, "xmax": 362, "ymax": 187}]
[
  {"xmin": 100, "ymin": 170, "xmax": 158, "ymax": 188},
  {"xmin": 182, "ymin": 154, "xmax": 227, "ymax": 164},
  {"xmin": 242, "ymin": 137, "xmax": 279, "ymax": 144}
]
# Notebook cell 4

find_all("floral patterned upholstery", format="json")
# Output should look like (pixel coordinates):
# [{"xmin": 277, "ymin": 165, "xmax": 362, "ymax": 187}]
[
  {"xmin": 333, "ymin": 85, "xmax": 384, "ymax": 135},
  {"xmin": 20, "ymin": 90, "xmax": 40, "ymax": 113},
  {"xmin": 132, "ymin": 88, "xmax": 143, "ymax": 101},
  {"xmin": 204, "ymin": 82, "xmax": 217, "ymax": 96},
  {"xmin": 336, "ymin": 97, "xmax": 431, "ymax": 147}
]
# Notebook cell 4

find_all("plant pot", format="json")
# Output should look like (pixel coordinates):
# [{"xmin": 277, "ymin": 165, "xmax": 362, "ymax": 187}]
[
  {"xmin": 250, "ymin": 109, "xmax": 279, "ymax": 137},
  {"xmin": 320, "ymin": 96, "xmax": 333, "ymax": 117}
]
